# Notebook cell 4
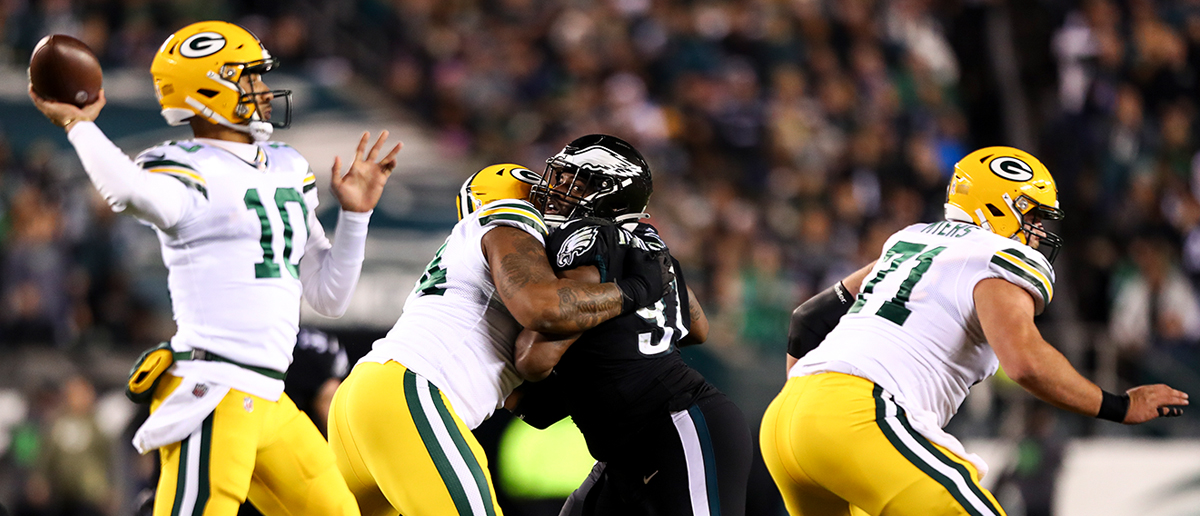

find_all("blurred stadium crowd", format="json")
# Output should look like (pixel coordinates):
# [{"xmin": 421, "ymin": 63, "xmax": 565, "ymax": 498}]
[{"xmin": 1, "ymin": 0, "xmax": 1200, "ymax": 515}]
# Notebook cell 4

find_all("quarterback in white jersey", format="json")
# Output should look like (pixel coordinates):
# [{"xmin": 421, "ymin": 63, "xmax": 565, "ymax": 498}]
[
  {"xmin": 761, "ymin": 147, "xmax": 1188, "ymax": 516},
  {"xmin": 329, "ymin": 164, "xmax": 674, "ymax": 516},
  {"xmin": 31, "ymin": 21, "xmax": 399, "ymax": 516}
]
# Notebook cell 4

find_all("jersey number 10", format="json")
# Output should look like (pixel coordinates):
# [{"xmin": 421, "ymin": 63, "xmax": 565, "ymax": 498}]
[
  {"xmin": 849, "ymin": 241, "xmax": 946, "ymax": 326},
  {"xmin": 244, "ymin": 188, "xmax": 309, "ymax": 279}
]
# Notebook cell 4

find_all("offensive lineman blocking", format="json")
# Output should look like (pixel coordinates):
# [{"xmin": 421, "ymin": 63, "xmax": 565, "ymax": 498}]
[
  {"xmin": 30, "ymin": 21, "xmax": 396, "ymax": 516},
  {"xmin": 329, "ymin": 164, "xmax": 673, "ymax": 516},
  {"xmin": 761, "ymin": 147, "xmax": 1189, "ymax": 516}
]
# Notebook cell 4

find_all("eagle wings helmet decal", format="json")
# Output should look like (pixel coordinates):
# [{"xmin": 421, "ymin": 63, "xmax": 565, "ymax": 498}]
[
  {"xmin": 557, "ymin": 225, "xmax": 600, "ymax": 268},
  {"xmin": 552, "ymin": 145, "xmax": 643, "ymax": 177}
]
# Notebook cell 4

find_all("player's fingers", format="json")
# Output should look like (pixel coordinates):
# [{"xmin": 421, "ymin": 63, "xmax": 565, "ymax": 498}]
[
  {"xmin": 380, "ymin": 158, "xmax": 397, "ymax": 175},
  {"xmin": 1158, "ymin": 406, "xmax": 1184, "ymax": 418},
  {"xmin": 331, "ymin": 156, "xmax": 343, "ymax": 181},
  {"xmin": 84, "ymin": 90, "xmax": 106, "ymax": 116},
  {"xmin": 382, "ymin": 142, "xmax": 402, "ymax": 164},
  {"xmin": 367, "ymin": 130, "xmax": 389, "ymax": 162},
  {"xmin": 354, "ymin": 132, "xmax": 369, "ymax": 163}
]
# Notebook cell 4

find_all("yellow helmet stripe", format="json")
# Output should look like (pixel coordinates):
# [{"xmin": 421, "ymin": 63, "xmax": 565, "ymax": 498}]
[{"xmin": 993, "ymin": 252, "xmax": 1053, "ymax": 302}]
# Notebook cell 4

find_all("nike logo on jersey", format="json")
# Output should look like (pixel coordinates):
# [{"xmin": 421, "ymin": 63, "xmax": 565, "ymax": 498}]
[{"xmin": 643, "ymin": 470, "xmax": 658, "ymax": 484}]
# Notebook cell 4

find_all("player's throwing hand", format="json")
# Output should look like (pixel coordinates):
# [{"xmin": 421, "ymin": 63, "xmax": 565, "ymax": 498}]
[
  {"xmin": 1124, "ymin": 384, "xmax": 1189, "ymax": 424},
  {"xmin": 29, "ymin": 85, "xmax": 106, "ymax": 131},
  {"xmin": 331, "ymin": 130, "xmax": 401, "ymax": 213}
]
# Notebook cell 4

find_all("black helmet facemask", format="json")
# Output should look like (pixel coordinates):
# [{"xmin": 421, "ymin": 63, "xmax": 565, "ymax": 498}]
[{"xmin": 531, "ymin": 134, "xmax": 653, "ymax": 228}]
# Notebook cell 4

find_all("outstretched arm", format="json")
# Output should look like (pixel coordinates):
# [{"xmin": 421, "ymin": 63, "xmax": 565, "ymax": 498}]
[
  {"xmin": 300, "ymin": 132, "xmax": 398, "ymax": 317},
  {"xmin": 977, "ymin": 278, "xmax": 1188, "ymax": 424},
  {"xmin": 32, "ymin": 89, "xmax": 197, "ymax": 229},
  {"xmin": 786, "ymin": 261, "xmax": 875, "ymax": 373}
]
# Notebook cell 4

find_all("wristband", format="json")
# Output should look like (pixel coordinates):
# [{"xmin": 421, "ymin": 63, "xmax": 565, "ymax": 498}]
[{"xmin": 1096, "ymin": 390, "xmax": 1130, "ymax": 423}]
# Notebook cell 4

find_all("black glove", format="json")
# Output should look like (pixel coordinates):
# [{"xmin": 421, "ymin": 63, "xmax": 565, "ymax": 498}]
[{"xmin": 616, "ymin": 246, "xmax": 675, "ymax": 315}]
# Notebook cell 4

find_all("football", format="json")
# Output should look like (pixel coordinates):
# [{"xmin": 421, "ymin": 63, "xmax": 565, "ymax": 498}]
[{"xmin": 28, "ymin": 34, "xmax": 102, "ymax": 107}]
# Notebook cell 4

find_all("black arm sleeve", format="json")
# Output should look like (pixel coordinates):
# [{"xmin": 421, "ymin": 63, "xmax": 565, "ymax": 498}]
[{"xmin": 787, "ymin": 281, "xmax": 855, "ymax": 359}]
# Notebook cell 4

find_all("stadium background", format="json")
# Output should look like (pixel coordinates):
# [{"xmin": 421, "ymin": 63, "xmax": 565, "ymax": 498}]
[{"xmin": 0, "ymin": 0, "xmax": 1198, "ymax": 514}]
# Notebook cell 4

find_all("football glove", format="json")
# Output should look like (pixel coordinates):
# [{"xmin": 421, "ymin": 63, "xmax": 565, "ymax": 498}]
[{"xmin": 617, "ymin": 246, "xmax": 674, "ymax": 315}]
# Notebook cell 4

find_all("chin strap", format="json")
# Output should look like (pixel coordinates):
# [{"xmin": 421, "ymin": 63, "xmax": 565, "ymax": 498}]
[{"xmin": 183, "ymin": 97, "xmax": 274, "ymax": 142}]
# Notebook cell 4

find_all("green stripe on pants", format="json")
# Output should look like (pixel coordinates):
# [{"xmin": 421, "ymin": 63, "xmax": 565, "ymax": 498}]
[
  {"xmin": 170, "ymin": 436, "xmax": 189, "ymax": 516},
  {"xmin": 404, "ymin": 369, "xmax": 474, "ymax": 515},
  {"xmin": 872, "ymin": 385, "xmax": 987, "ymax": 516},
  {"xmin": 191, "ymin": 413, "xmax": 213, "ymax": 516},
  {"xmin": 428, "ymin": 381, "xmax": 498, "ymax": 516}
]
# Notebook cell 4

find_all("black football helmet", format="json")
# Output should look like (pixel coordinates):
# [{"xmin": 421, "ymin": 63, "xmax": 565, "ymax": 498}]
[{"xmin": 531, "ymin": 134, "xmax": 653, "ymax": 227}]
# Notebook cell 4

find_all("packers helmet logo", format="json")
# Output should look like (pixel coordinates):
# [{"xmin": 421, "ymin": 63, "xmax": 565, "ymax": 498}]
[
  {"xmin": 989, "ymin": 156, "xmax": 1034, "ymax": 182},
  {"xmin": 509, "ymin": 166, "xmax": 542, "ymax": 185},
  {"xmin": 180, "ymin": 32, "xmax": 227, "ymax": 58}
]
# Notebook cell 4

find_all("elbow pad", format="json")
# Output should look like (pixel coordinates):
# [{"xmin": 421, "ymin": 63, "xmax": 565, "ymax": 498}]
[
  {"xmin": 510, "ymin": 372, "xmax": 570, "ymax": 429},
  {"xmin": 787, "ymin": 281, "xmax": 855, "ymax": 359}
]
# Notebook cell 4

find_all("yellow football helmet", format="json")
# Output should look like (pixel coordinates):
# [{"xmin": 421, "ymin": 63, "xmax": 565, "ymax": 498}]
[
  {"xmin": 945, "ymin": 146, "xmax": 1065, "ymax": 261},
  {"xmin": 457, "ymin": 164, "xmax": 543, "ymax": 220},
  {"xmin": 150, "ymin": 21, "xmax": 291, "ymax": 141}
]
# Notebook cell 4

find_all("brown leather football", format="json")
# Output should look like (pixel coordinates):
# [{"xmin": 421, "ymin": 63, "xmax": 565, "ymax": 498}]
[{"xmin": 28, "ymin": 34, "xmax": 102, "ymax": 107}]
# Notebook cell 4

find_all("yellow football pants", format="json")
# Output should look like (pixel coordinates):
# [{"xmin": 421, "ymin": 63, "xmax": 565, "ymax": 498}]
[
  {"xmin": 328, "ymin": 360, "xmax": 503, "ymax": 516},
  {"xmin": 760, "ymin": 373, "xmax": 1006, "ymax": 516},
  {"xmin": 152, "ymin": 374, "xmax": 358, "ymax": 516}
]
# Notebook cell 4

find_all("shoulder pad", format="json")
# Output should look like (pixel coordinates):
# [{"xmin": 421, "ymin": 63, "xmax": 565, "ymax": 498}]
[
  {"xmin": 302, "ymin": 167, "xmax": 317, "ymax": 194},
  {"xmin": 136, "ymin": 143, "xmax": 207, "ymax": 198},
  {"xmin": 554, "ymin": 224, "xmax": 603, "ymax": 269},
  {"xmin": 630, "ymin": 222, "xmax": 667, "ymax": 251},
  {"xmin": 547, "ymin": 217, "xmax": 620, "ymax": 272},
  {"xmin": 476, "ymin": 199, "xmax": 548, "ymax": 239},
  {"xmin": 986, "ymin": 245, "xmax": 1055, "ymax": 313},
  {"xmin": 261, "ymin": 141, "xmax": 296, "ymax": 151}
]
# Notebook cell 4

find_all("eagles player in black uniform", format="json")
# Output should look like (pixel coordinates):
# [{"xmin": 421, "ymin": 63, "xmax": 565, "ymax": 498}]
[{"xmin": 510, "ymin": 134, "xmax": 752, "ymax": 516}]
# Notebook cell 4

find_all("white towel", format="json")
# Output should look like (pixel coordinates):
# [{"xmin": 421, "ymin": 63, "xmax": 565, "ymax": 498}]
[{"xmin": 132, "ymin": 376, "xmax": 229, "ymax": 454}]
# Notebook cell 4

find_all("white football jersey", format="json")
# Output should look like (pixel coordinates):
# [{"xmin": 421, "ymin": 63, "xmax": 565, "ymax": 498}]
[
  {"xmin": 360, "ymin": 198, "xmax": 549, "ymax": 429},
  {"xmin": 791, "ymin": 220, "xmax": 1055, "ymax": 430},
  {"xmin": 134, "ymin": 140, "xmax": 319, "ymax": 379}
]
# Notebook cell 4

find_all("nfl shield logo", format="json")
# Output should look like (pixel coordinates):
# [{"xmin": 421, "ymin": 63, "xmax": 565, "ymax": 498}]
[
  {"xmin": 244, "ymin": 397, "xmax": 254, "ymax": 413},
  {"xmin": 192, "ymin": 383, "xmax": 208, "ymax": 398}
]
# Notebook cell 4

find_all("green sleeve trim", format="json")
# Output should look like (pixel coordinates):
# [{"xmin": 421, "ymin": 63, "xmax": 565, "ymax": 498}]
[
  {"xmin": 999, "ymin": 248, "xmax": 1053, "ymax": 280},
  {"xmin": 990, "ymin": 255, "xmax": 1051, "ymax": 304},
  {"xmin": 162, "ymin": 174, "xmax": 208, "ymax": 199},
  {"xmin": 141, "ymin": 159, "xmax": 198, "ymax": 171},
  {"xmin": 480, "ymin": 213, "xmax": 548, "ymax": 237}
]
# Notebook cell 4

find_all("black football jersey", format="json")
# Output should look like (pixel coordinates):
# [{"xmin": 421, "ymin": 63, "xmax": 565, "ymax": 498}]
[{"xmin": 546, "ymin": 217, "xmax": 712, "ymax": 460}]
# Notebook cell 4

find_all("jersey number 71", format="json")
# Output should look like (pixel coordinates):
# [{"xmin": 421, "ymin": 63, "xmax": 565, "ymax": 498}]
[{"xmin": 849, "ymin": 241, "xmax": 946, "ymax": 326}]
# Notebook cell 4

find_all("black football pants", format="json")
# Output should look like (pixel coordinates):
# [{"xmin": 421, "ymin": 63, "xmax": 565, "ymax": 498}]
[{"xmin": 559, "ymin": 392, "xmax": 752, "ymax": 516}]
